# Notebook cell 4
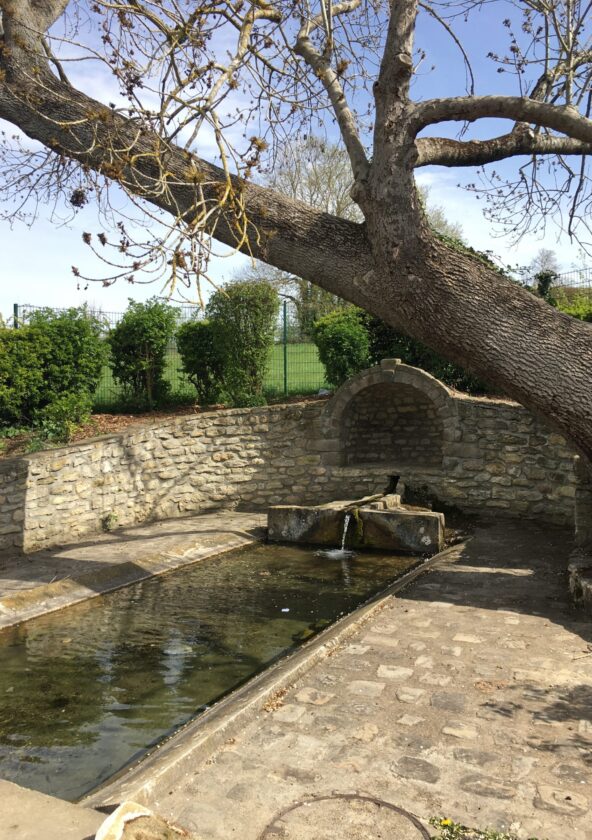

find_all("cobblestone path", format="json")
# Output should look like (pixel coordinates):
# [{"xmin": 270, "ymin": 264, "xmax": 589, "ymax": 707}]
[{"xmin": 141, "ymin": 520, "xmax": 592, "ymax": 840}]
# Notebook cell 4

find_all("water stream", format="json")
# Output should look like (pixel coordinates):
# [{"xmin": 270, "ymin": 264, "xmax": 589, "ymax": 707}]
[{"xmin": 0, "ymin": 541, "xmax": 415, "ymax": 802}]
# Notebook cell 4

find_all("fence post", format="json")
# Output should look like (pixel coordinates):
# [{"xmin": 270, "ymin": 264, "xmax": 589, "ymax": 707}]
[
  {"xmin": 13, "ymin": 303, "xmax": 19, "ymax": 329},
  {"xmin": 283, "ymin": 299, "xmax": 288, "ymax": 397}
]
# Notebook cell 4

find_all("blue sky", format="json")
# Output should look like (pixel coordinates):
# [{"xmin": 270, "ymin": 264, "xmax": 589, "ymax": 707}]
[{"xmin": 0, "ymin": 1, "xmax": 587, "ymax": 319}]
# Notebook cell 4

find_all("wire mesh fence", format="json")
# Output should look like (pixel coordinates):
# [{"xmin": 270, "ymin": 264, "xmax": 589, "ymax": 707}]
[{"xmin": 13, "ymin": 300, "xmax": 328, "ymax": 409}]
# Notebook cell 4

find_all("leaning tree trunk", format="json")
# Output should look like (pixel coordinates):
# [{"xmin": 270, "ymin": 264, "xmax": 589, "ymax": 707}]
[{"xmin": 0, "ymin": 61, "xmax": 591, "ymax": 460}]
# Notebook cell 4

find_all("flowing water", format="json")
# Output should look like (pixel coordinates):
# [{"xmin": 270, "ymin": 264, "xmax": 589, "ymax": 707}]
[{"xmin": 0, "ymin": 542, "xmax": 416, "ymax": 801}]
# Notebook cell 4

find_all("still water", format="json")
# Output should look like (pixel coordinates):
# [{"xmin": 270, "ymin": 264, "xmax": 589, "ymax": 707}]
[{"xmin": 0, "ymin": 543, "xmax": 416, "ymax": 801}]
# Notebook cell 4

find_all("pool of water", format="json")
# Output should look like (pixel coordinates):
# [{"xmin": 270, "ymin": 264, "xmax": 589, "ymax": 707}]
[{"xmin": 0, "ymin": 543, "xmax": 417, "ymax": 801}]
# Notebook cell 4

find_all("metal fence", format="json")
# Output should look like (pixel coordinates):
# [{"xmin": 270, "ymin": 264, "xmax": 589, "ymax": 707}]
[
  {"xmin": 548, "ymin": 267, "xmax": 592, "ymax": 301},
  {"xmin": 13, "ymin": 300, "xmax": 328, "ymax": 409}
]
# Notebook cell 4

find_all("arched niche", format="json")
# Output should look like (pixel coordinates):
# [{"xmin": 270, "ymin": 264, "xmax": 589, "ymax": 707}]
[{"xmin": 322, "ymin": 361, "xmax": 453, "ymax": 470}]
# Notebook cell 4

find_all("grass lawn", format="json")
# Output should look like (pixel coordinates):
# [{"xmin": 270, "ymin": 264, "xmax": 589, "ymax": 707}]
[{"xmin": 94, "ymin": 342, "xmax": 328, "ymax": 410}]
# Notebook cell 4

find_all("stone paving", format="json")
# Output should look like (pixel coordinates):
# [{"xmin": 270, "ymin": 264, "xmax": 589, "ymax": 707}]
[{"xmin": 135, "ymin": 520, "xmax": 592, "ymax": 840}]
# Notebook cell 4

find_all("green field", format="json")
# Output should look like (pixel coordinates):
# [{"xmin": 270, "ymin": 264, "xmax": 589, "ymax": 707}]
[{"xmin": 94, "ymin": 342, "xmax": 328, "ymax": 410}]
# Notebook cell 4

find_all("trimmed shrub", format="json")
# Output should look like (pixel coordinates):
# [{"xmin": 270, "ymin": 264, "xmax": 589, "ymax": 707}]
[
  {"xmin": 0, "ymin": 308, "xmax": 106, "ymax": 430},
  {"xmin": 177, "ymin": 319, "xmax": 224, "ymax": 404},
  {"xmin": 311, "ymin": 307, "xmax": 370, "ymax": 387},
  {"xmin": 0, "ymin": 329, "xmax": 50, "ymax": 425},
  {"xmin": 27, "ymin": 307, "xmax": 107, "ymax": 399},
  {"xmin": 108, "ymin": 298, "xmax": 178, "ymax": 408},
  {"xmin": 205, "ymin": 281, "xmax": 279, "ymax": 406}
]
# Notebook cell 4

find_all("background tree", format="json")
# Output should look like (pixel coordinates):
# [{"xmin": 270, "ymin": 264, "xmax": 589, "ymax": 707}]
[{"xmin": 0, "ymin": 1, "xmax": 591, "ymax": 457}]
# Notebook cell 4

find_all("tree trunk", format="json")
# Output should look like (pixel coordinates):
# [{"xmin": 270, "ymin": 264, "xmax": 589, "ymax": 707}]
[{"xmin": 0, "ymin": 68, "xmax": 591, "ymax": 459}]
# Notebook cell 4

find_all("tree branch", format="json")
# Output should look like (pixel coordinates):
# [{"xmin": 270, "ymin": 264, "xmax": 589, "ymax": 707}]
[
  {"xmin": 416, "ymin": 131, "xmax": 592, "ymax": 167},
  {"xmin": 0, "ymin": 65, "xmax": 373, "ymax": 299},
  {"xmin": 294, "ymin": 1, "xmax": 369, "ymax": 183},
  {"xmin": 414, "ymin": 95, "xmax": 592, "ymax": 143}
]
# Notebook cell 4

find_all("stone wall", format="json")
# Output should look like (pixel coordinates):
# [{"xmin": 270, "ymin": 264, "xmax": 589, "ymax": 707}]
[
  {"xmin": 342, "ymin": 382, "xmax": 443, "ymax": 467},
  {"xmin": 322, "ymin": 361, "xmax": 576, "ymax": 526},
  {"xmin": 0, "ymin": 458, "xmax": 27, "ymax": 552},
  {"xmin": 18, "ymin": 403, "xmax": 386, "ymax": 553},
  {"xmin": 0, "ymin": 362, "xmax": 579, "ymax": 554}
]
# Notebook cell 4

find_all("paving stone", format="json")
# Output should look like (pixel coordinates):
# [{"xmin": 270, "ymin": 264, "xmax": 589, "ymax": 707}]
[
  {"xmin": 431, "ymin": 692, "xmax": 467, "ymax": 713},
  {"xmin": 347, "ymin": 680, "xmax": 385, "ymax": 698},
  {"xmin": 344, "ymin": 644, "xmax": 370, "ymax": 655},
  {"xmin": 351, "ymin": 723, "xmax": 379, "ymax": 742},
  {"xmin": 552, "ymin": 763, "xmax": 590, "ymax": 784},
  {"xmin": 442, "ymin": 722, "xmax": 479, "ymax": 740},
  {"xmin": 420, "ymin": 673, "xmax": 451, "ymax": 687},
  {"xmin": 377, "ymin": 665, "xmax": 413, "ymax": 681},
  {"xmin": 441, "ymin": 645, "xmax": 462, "ymax": 657},
  {"xmin": 414, "ymin": 655, "xmax": 434, "ymax": 669},
  {"xmin": 397, "ymin": 714, "xmax": 424, "ymax": 727},
  {"xmin": 453, "ymin": 633, "xmax": 484, "ymax": 644},
  {"xmin": 460, "ymin": 774, "xmax": 517, "ymax": 800},
  {"xmin": 273, "ymin": 704, "xmax": 306, "ymax": 722},
  {"xmin": 453, "ymin": 748, "xmax": 500, "ymax": 767},
  {"xmin": 392, "ymin": 756, "xmax": 441, "ymax": 784},
  {"xmin": 362, "ymin": 633, "xmax": 400, "ymax": 648},
  {"xmin": 396, "ymin": 687, "xmax": 426, "ymax": 704},
  {"xmin": 407, "ymin": 641, "xmax": 427, "ymax": 652},
  {"xmin": 533, "ymin": 784, "xmax": 589, "ymax": 816},
  {"xmin": 295, "ymin": 687, "xmax": 335, "ymax": 706}
]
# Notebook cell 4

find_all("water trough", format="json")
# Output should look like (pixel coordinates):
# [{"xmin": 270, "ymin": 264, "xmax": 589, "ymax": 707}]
[{"xmin": 267, "ymin": 493, "xmax": 445, "ymax": 554}]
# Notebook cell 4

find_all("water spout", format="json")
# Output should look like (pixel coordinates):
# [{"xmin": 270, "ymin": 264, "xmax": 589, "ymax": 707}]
[
  {"xmin": 315, "ymin": 511, "xmax": 356, "ymax": 568},
  {"xmin": 341, "ymin": 512, "xmax": 352, "ymax": 551}
]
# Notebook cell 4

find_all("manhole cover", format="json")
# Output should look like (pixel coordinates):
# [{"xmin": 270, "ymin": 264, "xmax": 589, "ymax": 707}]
[{"xmin": 259, "ymin": 793, "xmax": 431, "ymax": 840}]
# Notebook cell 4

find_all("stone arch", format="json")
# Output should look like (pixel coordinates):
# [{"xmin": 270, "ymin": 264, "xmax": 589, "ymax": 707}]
[{"xmin": 322, "ymin": 361, "xmax": 454, "ymax": 469}]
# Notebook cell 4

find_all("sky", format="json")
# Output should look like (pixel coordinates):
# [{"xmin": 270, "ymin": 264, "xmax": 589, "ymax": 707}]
[{"xmin": 0, "ymin": 0, "xmax": 588, "ymax": 320}]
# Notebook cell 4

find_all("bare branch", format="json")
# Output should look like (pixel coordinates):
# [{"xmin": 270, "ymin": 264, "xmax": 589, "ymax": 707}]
[
  {"xmin": 414, "ymin": 95, "xmax": 592, "ymax": 144},
  {"xmin": 416, "ymin": 131, "xmax": 592, "ymax": 167},
  {"xmin": 294, "ymin": 1, "xmax": 369, "ymax": 182}
]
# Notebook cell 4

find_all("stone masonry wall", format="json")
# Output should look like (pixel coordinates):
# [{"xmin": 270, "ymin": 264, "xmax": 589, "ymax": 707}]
[
  {"xmin": 21, "ymin": 403, "xmax": 386, "ymax": 553},
  {"xmin": 0, "ymin": 364, "xmax": 578, "ymax": 554},
  {"xmin": 0, "ymin": 458, "xmax": 27, "ymax": 552},
  {"xmin": 342, "ymin": 382, "xmax": 443, "ymax": 467}
]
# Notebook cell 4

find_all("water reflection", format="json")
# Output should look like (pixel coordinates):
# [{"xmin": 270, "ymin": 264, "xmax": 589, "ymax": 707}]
[{"xmin": 0, "ymin": 543, "xmax": 414, "ymax": 800}]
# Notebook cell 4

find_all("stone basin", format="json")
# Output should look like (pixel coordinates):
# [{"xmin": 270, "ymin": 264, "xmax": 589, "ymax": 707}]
[{"xmin": 267, "ymin": 495, "xmax": 444, "ymax": 554}]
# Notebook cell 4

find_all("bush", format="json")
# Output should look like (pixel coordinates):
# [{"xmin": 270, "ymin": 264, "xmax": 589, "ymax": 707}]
[
  {"xmin": 27, "ymin": 307, "xmax": 107, "ymax": 398},
  {"xmin": 0, "ymin": 329, "xmax": 51, "ymax": 425},
  {"xmin": 363, "ymin": 314, "xmax": 489, "ymax": 394},
  {"xmin": 177, "ymin": 319, "xmax": 224, "ymax": 404},
  {"xmin": 33, "ymin": 392, "xmax": 93, "ymax": 444},
  {"xmin": 0, "ymin": 308, "xmax": 106, "ymax": 429},
  {"xmin": 311, "ymin": 307, "xmax": 370, "ymax": 387},
  {"xmin": 556, "ymin": 293, "xmax": 592, "ymax": 323},
  {"xmin": 108, "ymin": 298, "xmax": 178, "ymax": 408},
  {"xmin": 205, "ymin": 281, "xmax": 279, "ymax": 406}
]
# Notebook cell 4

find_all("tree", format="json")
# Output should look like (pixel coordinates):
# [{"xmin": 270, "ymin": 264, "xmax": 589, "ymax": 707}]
[
  {"xmin": 236, "ymin": 137, "xmax": 464, "ymax": 335},
  {"xmin": 529, "ymin": 249, "xmax": 561, "ymax": 279},
  {"xmin": 0, "ymin": 1, "xmax": 591, "ymax": 457}
]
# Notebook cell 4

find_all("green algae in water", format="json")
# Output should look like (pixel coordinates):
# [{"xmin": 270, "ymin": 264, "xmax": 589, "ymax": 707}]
[{"xmin": 0, "ymin": 543, "xmax": 415, "ymax": 801}]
